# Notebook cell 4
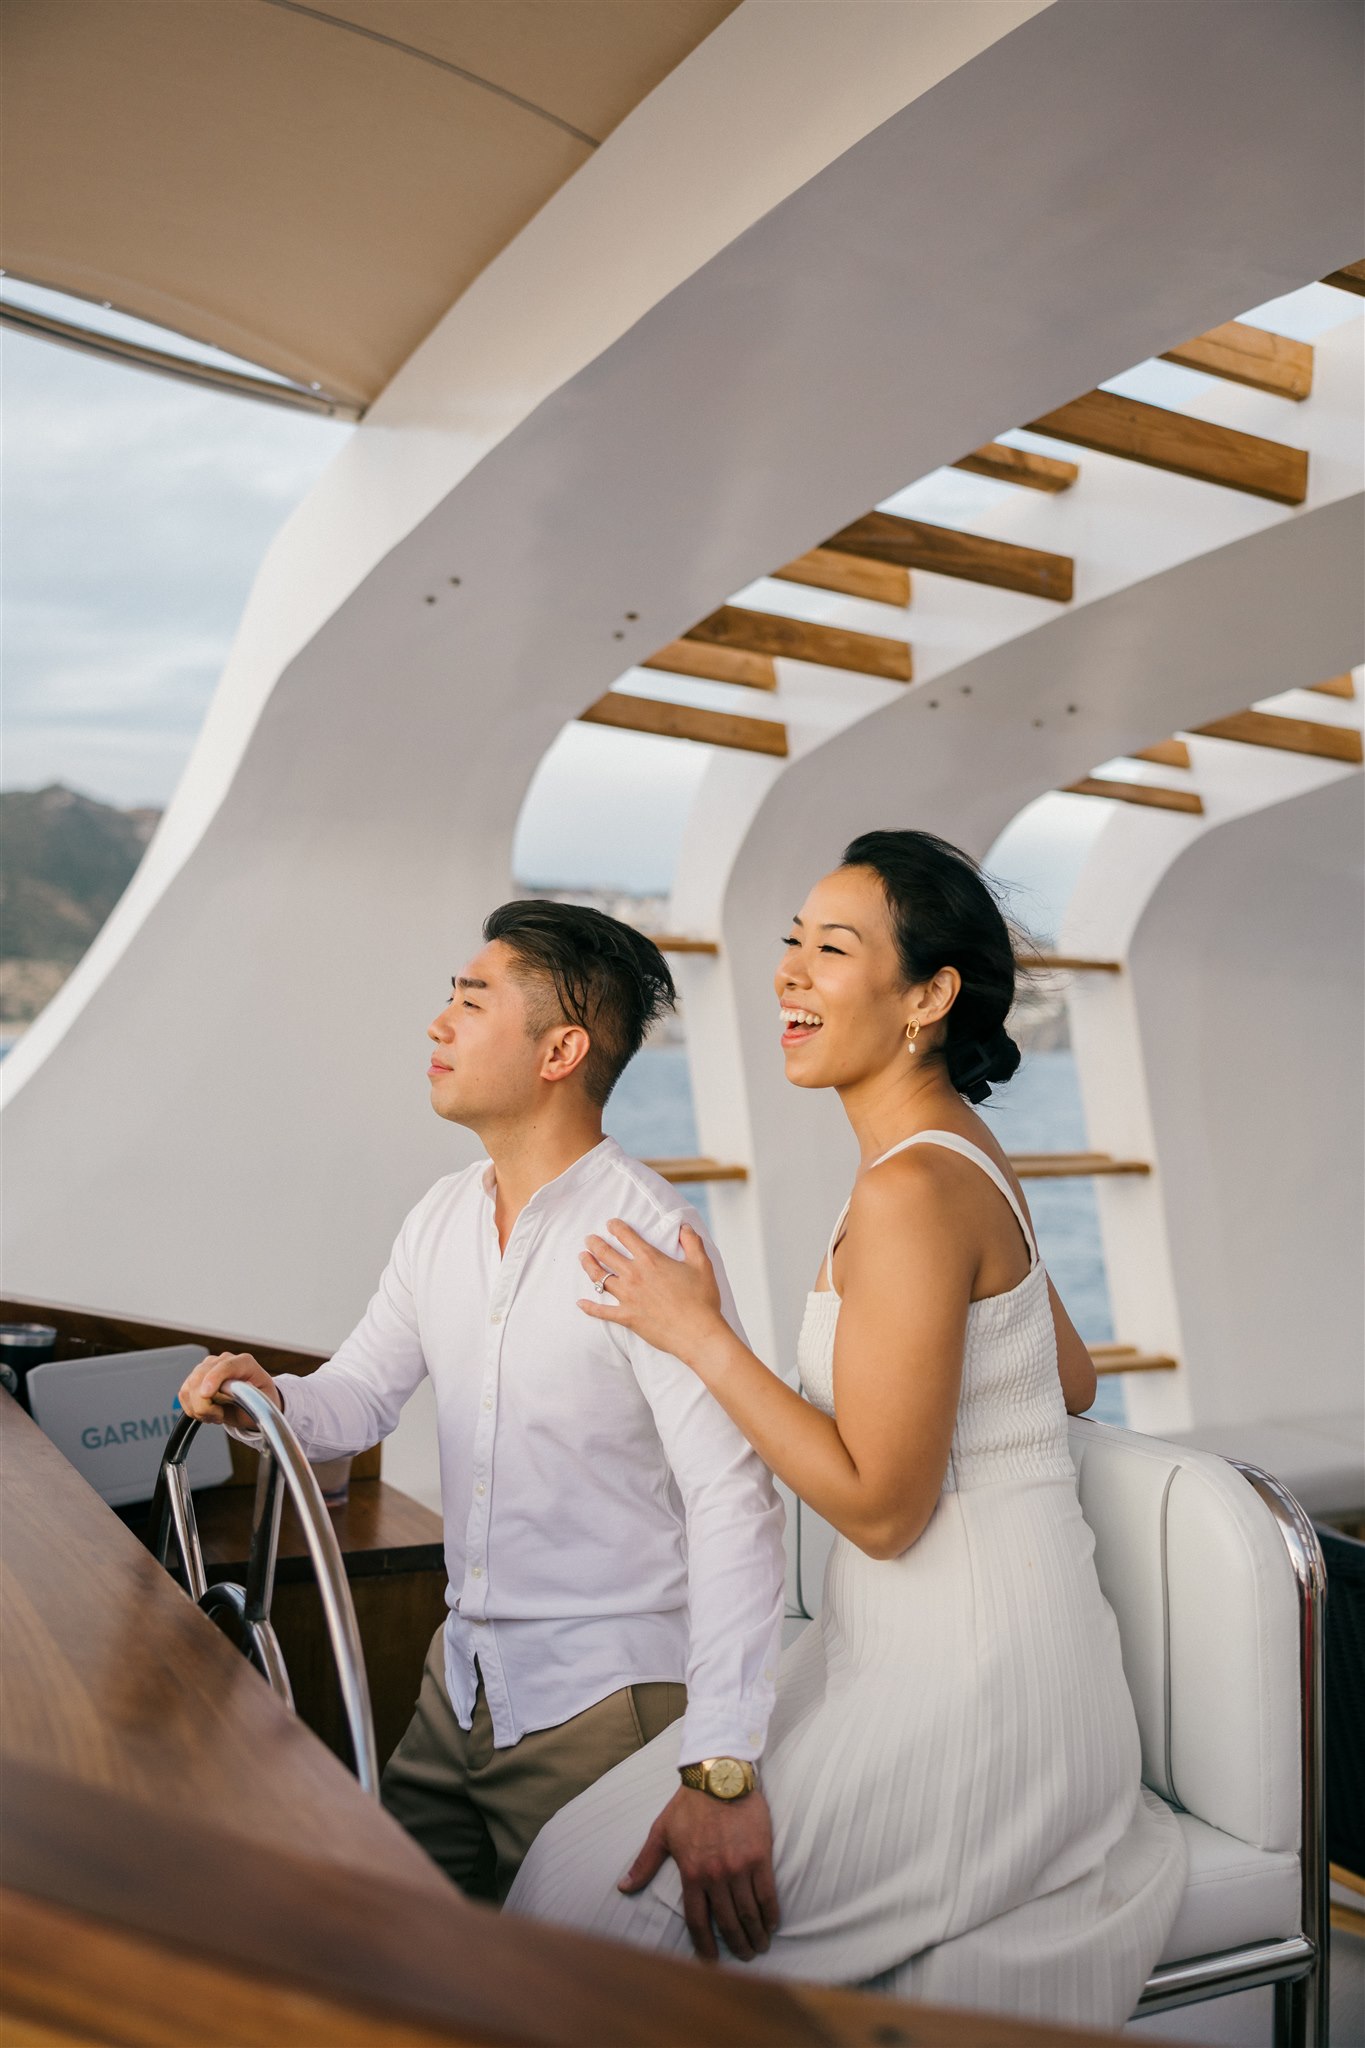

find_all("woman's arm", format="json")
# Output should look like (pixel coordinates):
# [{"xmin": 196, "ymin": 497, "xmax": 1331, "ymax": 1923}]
[
  {"xmin": 1047, "ymin": 1276, "xmax": 1098, "ymax": 1415},
  {"xmin": 581, "ymin": 1155, "xmax": 972, "ymax": 1560}
]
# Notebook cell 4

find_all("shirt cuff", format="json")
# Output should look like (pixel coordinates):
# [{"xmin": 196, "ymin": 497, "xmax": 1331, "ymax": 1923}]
[{"xmin": 675, "ymin": 1693, "xmax": 775, "ymax": 1768}]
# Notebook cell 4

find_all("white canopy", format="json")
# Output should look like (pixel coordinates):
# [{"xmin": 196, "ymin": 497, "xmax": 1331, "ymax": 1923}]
[{"xmin": 1, "ymin": 0, "xmax": 738, "ymax": 405}]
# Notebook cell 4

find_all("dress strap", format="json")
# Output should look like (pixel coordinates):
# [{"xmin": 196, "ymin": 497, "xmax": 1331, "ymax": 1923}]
[
  {"xmin": 867, "ymin": 1130, "xmax": 1040, "ymax": 1266},
  {"xmin": 823, "ymin": 1195, "xmax": 854, "ymax": 1291}
]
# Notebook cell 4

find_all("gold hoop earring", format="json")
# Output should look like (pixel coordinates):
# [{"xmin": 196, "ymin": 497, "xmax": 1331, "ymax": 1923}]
[{"xmin": 905, "ymin": 1021, "xmax": 920, "ymax": 1054}]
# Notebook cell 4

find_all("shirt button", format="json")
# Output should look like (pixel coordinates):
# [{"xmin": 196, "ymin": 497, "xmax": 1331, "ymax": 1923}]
[
  {"xmin": 748, "ymin": 1730, "xmax": 759, "ymax": 1745},
  {"xmin": 490, "ymin": 1311, "xmax": 503, "ymax": 1324},
  {"xmin": 763, "ymin": 1669, "xmax": 774, "ymax": 1682},
  {"xmin": 471, "ymin": 1565, "xmax": 483, "ymax": 1578},
  {"xmin": 482, "ymin": 1396, "xmax": 493, "ymax": 1411},
  {"xmin": 475, "ymin": 1481, "xmax": 486, "ymax": 1496}
]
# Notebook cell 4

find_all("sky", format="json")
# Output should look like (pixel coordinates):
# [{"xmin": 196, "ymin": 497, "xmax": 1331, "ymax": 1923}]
[{"xmin": 2, "ymin": 279, "xmax": 1351, "ymax": 919}]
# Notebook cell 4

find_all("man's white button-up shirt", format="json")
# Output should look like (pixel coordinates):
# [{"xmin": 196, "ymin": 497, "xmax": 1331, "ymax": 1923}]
[{"xmin": 269, "ymin": 1138, "xmax": 786, "ymax": 1763}]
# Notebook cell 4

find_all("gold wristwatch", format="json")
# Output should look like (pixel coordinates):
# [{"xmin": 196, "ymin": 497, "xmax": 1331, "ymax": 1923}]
[{"xmin": 679, "ymin": 1757, "xmax": 756, "ymax": 1801}]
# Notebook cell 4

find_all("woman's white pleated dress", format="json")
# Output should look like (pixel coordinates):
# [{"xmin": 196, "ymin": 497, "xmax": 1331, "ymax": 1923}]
[{"xmin": 508, "ymin": 1133, "xmax": 1186, "ymax": 2027}]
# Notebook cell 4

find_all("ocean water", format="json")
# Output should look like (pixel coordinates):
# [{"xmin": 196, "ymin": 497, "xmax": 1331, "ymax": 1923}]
[{"xmin": 606, "ymin": 1044, "xmax": 1126, "ymax": 1426}]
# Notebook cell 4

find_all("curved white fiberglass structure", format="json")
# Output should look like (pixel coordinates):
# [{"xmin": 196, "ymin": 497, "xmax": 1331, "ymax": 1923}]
[{"xmin": 3, "ymin": 2, "xmax": 1361, "ymax": 1516}]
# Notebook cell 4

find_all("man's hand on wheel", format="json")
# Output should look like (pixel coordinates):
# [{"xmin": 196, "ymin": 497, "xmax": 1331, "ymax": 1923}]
[
  {"xmin": 619, "ymin": 1785, "xmax": 779, "ymax": 1963},
  {"xmin": 178, "ymin": 1352, "xmax": 281, "ymax": 1433}
]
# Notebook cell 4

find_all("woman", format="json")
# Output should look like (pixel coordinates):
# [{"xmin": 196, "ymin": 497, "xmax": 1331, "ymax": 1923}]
[{"xmin": 508, "ymin": 830, "xmax": 1185, "ymax": 2025}]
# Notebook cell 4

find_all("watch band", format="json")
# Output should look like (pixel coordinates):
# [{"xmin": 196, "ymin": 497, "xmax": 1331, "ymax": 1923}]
[{"xmin": 679, "ymin": 1757, "xmax": 756, "ymax": 1800}]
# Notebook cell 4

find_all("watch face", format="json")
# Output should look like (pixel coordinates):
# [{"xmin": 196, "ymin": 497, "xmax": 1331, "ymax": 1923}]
[{"xmin": 707, "ymin": 1758, "xmax": 748, "ymax": 1800}]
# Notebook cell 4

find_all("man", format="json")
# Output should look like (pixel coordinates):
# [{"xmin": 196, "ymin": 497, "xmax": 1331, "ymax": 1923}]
[{"xmin": 180, "ymin": 901, "xmax": 787, "ymax": 1962}]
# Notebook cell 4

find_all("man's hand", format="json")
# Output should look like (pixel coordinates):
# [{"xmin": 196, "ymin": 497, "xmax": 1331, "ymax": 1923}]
[
  {"xmin": 179, "ymin": 1352, "xmax": 282, "ymax": 1433},
  {"xmin": 619, "ymin": 1785, "xmax": 779, "ymax": 1963}
]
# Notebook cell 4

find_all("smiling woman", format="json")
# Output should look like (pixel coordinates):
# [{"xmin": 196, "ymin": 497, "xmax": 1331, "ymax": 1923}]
[{"xmin": 510, "ymin": 825, "xmax": 1184, "ymax": 2024}]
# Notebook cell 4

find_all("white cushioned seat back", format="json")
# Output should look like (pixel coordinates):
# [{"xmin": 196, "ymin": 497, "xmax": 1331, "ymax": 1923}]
[{"xmin": 1068, "ymin": 1419, "xmax": 1300, "ymax": 1853}]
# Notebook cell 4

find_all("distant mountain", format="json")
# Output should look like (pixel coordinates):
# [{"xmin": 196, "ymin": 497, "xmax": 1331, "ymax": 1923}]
[{"xmin": 0, "ymin": 785, "xmax": 161, "ymax": 1023}]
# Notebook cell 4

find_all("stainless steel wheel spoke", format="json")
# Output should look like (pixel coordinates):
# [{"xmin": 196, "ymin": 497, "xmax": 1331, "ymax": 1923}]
[{"xmin": 148, "ymin": 1383, "xmax": 378, "ymax": 1794}]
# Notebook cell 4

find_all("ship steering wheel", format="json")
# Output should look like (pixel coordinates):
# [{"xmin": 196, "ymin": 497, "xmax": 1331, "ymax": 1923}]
[{"xmin": 147, "ymin": 1379, "xmax": 379, "ymax": 1794}]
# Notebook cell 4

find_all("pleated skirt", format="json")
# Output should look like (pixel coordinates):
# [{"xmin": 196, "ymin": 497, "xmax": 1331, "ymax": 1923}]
[{"xmin": 508, "ymin": 1476, "xmax": 1186, "ymax": 2027}]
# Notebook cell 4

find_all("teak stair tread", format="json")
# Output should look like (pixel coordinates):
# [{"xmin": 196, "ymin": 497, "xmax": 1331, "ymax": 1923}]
[
  {"xmin": 1023, "ymin": 389, "xmax": 1308, "ymax": 506},
  {"xmin": 1063, "ymin": 777, "xmax": 1204, "ymax": 816},
  {"xmin": 1034, "ymin": 955, "xmax": 1122, "ymax": 973},
  {"xmin": 822, "ymin": 512, "xmax": 1073, "ymax": 604},
  {"xmin": 1191, "ymin": 708, "xmax": 1363, "ymax": 763},
  {"xmin": 773, "ymin": 546, "xmax": 911, "ymax": 607},
  {"xmin": 1321, "ymin": 259, "xmax": 1365, "ymax": 296},
  {"xmin": 580, "ymin": 692, "xmax": 788, "ymax": 757},
  {"xmin": 641, "ymin": 933, "xmax": 720, "ymax": 955},
  {"xmin": 1009, "ymin": 1153, "xmax": 1151, "ymax": 1178},
  {"xmin": 645, "ymin": 1157, "xmax": 748, "ymax": 1184},
  {"xmin": 1161, "ymin": 320, "xmax": 1313, "ymax": 402},
  {"xmin": 953, "ymin": 442, "xmax": 1079, "ymax": 492},
  {"xmin": 686, "ymin": 604, "xmax": 912, "ymax": 683},
  {"xmin": 644, "ymin": 638, "xmax": 776, "ymax": 691},
  {"xmin": 1089, "ymin": 1345, "xmax": 1179, "ymax": 1376}
]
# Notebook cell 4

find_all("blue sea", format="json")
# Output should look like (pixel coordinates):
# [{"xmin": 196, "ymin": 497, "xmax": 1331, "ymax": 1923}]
[{"xmin": 606, "ymin": 1044, "xmax": 1126, "ymax": 1426}]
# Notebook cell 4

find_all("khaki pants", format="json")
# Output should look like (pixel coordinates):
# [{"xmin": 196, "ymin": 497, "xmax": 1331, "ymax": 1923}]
[{"xmin": 380, "ymin": 1627, "xmax": 686, "ymax": 1901}]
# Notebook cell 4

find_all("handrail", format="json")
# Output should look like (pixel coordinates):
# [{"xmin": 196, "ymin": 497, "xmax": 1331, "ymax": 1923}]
[
  {"xmin": 1232, "ymin": 1462, "xmax": 1330, "ymax": 2048},
  {"xmin": 1137, "ymin": 1458, "xmax": 1329, "ymax": 2044},
  {"xmin": 149, "ymin": 1383, "xmax": 379, "ymax": 1794}
]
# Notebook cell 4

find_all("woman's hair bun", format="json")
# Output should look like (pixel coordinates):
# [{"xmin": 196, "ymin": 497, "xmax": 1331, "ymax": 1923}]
[{"xmin": 948, "ymin": 1024, "xmax": 1021, "ymax": 1105}]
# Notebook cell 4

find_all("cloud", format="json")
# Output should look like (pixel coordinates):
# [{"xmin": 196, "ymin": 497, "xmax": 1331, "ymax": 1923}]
[{"xmin": 1, "ymin": 328, "xmax": 350, "ymax": 806}]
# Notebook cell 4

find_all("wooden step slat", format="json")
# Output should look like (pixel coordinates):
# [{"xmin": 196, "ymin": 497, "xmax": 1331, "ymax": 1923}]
[
  {"xmin": 1064, "ymin": 776, "xmax": 1204, "ymax": 815},
  {"xmin": 687, "ymin": 604, "xmax": 912, "ymax": 683},
  {"xmin": 1009, "ymin": 1152, "xmax": 1151, "ymax": 1178},
  {"xmin": 1024, "ymin": 389, "xmax": 1308, "ymax": 506},
  {"xmin": 1191, "ymin": 708, "xmax": 1363, "ymax": 763},
  {"xmin": 772, "ymin": 547, "xmax": 910, "ymax": 607},
  {"xmin": 644, "ymin": 1157, "xmax": 748, "ymax": 1184},
  {"xmin": 644, "ymin": 640, "xmax": 776, "ymax": 691},
  {"xmin": 1132, "ymin": 739, "xmax": 1192, "ymax": 770},
  {"xmin": 952, "ymin": 442, "xmax": 1079, "ymax": 492},
  {"xmin": 642, "ymin": 934, "xmax": 720, "ymax": 955},
  {"xmin": 1321, "ymin": 259, "xmax": 1365, "ymax": 296},
  {"xmin": 1309, "ymin": 674, "xmax": 1356, "ymax": 699},
  {"xmin": 823, "ymin": 512, "xmax": 1074, "ymax": 602},
  {"xmin": 1089, "ymin": 1344, "xmax": 1179, "ymax": 1376},
  {"xmin": 580, "ymin": 693, "xmax": 788, "ymax": 757},
  {"xmin": 1034, "ymin": 954, "xmax": 1122, "ymax": 973},
  {"xmin": 1161, "ymin": 320, "xmax": 1313, "ymax": 401}
]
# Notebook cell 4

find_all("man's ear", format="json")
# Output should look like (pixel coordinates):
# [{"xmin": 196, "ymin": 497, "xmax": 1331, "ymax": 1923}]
[{"xmin": 541, "ymin": 1024, "xmax": 592, "ymax": 1085}]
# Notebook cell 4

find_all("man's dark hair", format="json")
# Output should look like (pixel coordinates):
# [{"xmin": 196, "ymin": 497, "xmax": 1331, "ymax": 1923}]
[{"xmin": 482, "ymin": 900, "xmax": 676, "ymax": 1107}]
